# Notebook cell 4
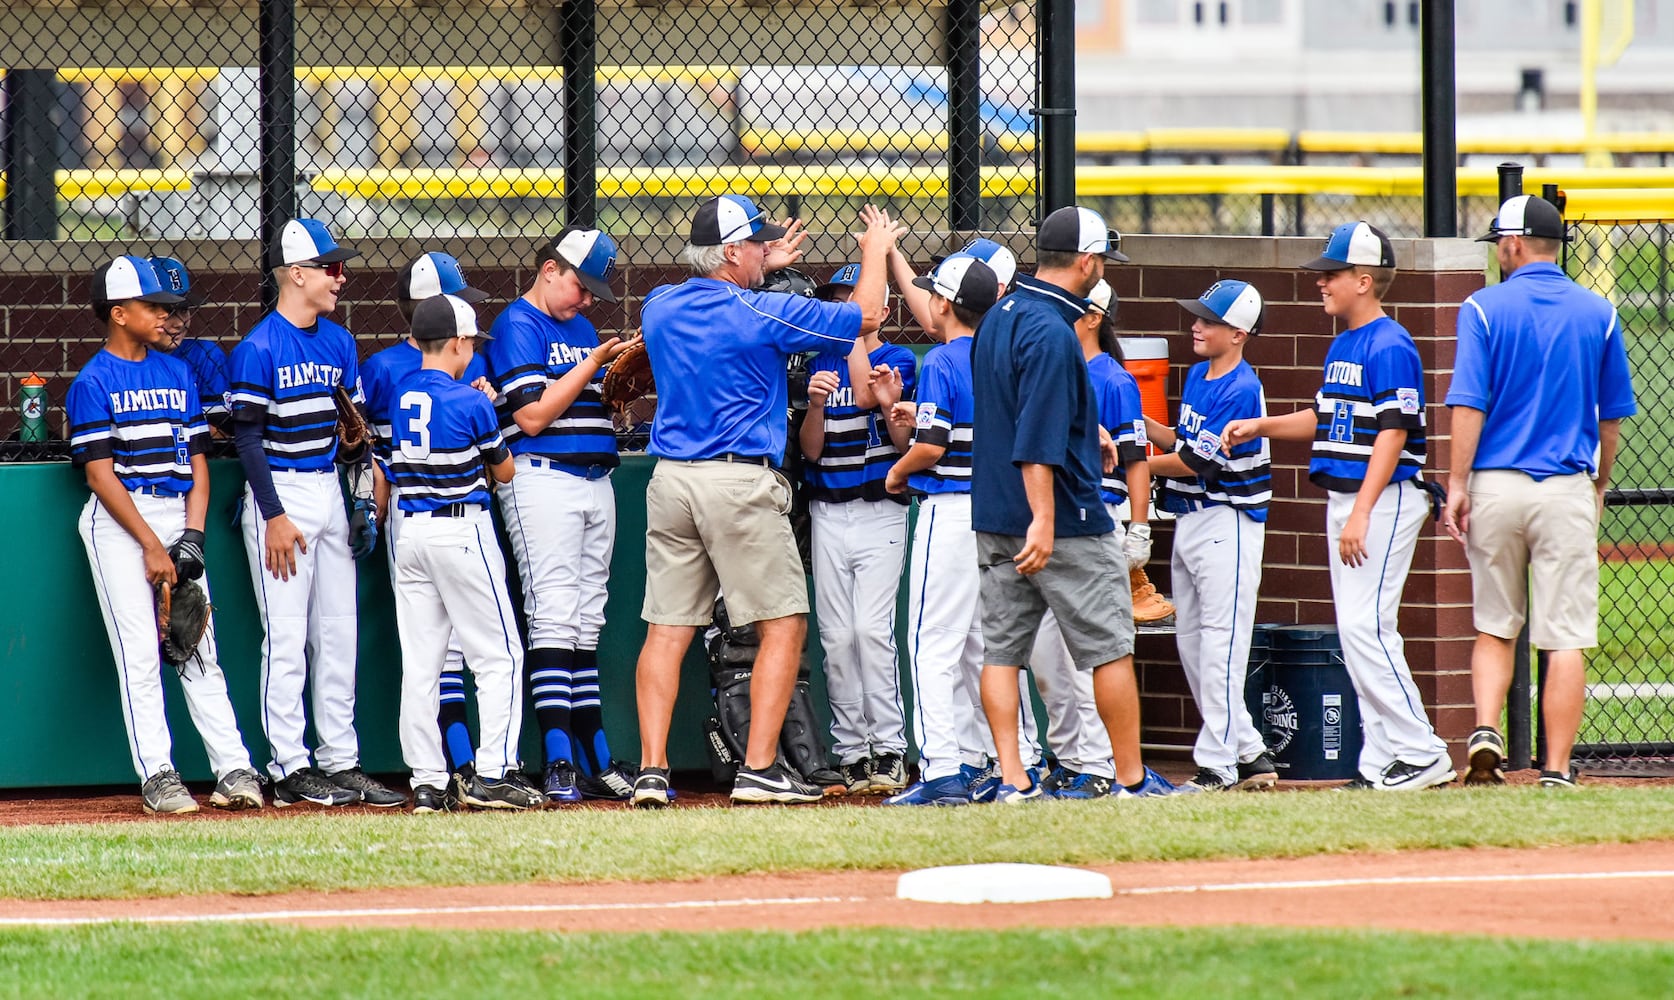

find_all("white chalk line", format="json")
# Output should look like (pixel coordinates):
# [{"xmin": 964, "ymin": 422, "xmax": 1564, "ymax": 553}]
[{"xmin": 1120, "ymin": 868, "xmax": 1674, "ymax": 896}]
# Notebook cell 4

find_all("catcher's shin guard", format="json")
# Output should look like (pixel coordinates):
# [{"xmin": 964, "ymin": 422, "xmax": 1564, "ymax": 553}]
[
  {"xmin": 1130, "ymin": 565, "xmax": 1176, "ymax": 625},
  {"xmin": 779, "ymin": 671, "xmax": 841, "ymax": 789},
  {"xmin": 705, "ymin": 649, "xmax": 755, "ymax": 785}
]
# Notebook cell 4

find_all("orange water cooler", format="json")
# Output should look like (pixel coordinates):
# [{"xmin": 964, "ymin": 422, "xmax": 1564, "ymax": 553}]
[{"xmin": 1118, "ymin": 337, "xmax": 1169, "ymax": 455}]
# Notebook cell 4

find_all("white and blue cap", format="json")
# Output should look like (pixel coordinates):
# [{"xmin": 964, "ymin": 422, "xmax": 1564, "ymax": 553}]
[
  {"xmin": 547, "ymin": 226, "xmax": 620, "ymax": 304},
  {"xmin": 1302, "ymin": 221, "xmax": 1396, "ymax": 271},
  {"xmin": 1177, "ymin": 279, "xmax": 1264, "ymax": 335},
  {"xmin": 265, "ymin": 217, "xmax": 360, "ymax": 270},
  {"xmin": 911, "ymin": 254, "xmax": 999, "ymax": 313},
  {"xmin": 92, "ymin": 254, "xmax": 186, "ymax": 306},
  {"xmin": 1477, "ymin": 194, "xmax": 1568, "ymax": 243},
  {"xmin": 689, "ymin": 194, "xmax": 787, "ymax": 247},
  {"xmin": 815, "ymin": 262, "xmax": 861, "ymax": 300},
  {"xmin": 398, "ymin": 252, "xmax": 489, "ymax": 304},
  {"xmin": 1086, "ymin": 279, "xmax": 1116, "ymax": 318},
  {"xmin": 1037, "ymin": 206, "xmax": 1129, "ymax": 262},
  {"xmin": 410, "ymin": 293, "xmax": 493, "ymax": 342},
  {"xmin": 961, "ymin": 238, "xmax": 1019, "ymax": 286},
  {"xmin": 148, "ymin": 255, "xmax": 202, "ymax": 305}
]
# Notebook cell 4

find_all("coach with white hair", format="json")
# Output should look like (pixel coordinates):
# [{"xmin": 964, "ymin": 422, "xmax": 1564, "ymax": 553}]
[{"xmin": 628, "ymin": 196, "xmax": 904, "ymax": 808}]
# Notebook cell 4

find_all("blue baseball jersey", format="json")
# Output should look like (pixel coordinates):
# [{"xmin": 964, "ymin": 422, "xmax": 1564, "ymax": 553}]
[
  {"xmin": 228, "ymin": 312, "xmax": 363, "ymax": 472},
  {"xmin": 1310, "ymin": 316, "xmax": 1426, "ymax": 493},
  {"xmin": 387, "ymin": 369, "xmax": 509, "ymax": 513},
  {"xmin": 482, "ymin": 298, "xmax": 617, "ymax": 468},
  {"xmin": 970, "ymin": 275, "xmax": 1114, "ymax": 538},
  {"xmin": 641, "ymin": 278, "xmax": 861, "ymax": 461},
  {"xmin": 1157, "ymin": 360, "xmax": 1271, "ymax": 522},
  {"xmin": 361, "ymin": 339, "xmax": 488, "ymax": 467},
  {"xmin": 1087, "ymin": 352, "xmax": 1148, "ymax": 505},
  {"xmin": 908, "ymin": 337, "xmax": 975, "ymax": 495},
  {"xmin": 804, "ymin": 342, "xmax": 917, "ymax": 504},
  {"xmin": 1445, "ymin": 261, "xmax": 1637, "ymax": 480},
  {"xmin": 170, "ymin": 338, "xmax": 231, "ymax": 424},
  {"xmin": 67, "ymin": 349, "xmax": 208, "ymax": 496}
]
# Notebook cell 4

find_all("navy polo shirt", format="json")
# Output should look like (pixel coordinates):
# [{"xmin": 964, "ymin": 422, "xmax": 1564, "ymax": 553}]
[{"xmin": 970, "ymin": 274, "xmax": 1115, "ymax": 538}]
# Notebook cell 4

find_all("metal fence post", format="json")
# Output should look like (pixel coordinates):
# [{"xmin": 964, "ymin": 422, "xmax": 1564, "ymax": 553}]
[
  {"xmin": 561, "ymin": 0, "xmax": 597, "ymax": 229},
  {"xmin": 1036, "ymin": 0, "xmax": 1076, "ymax": 218},
  {"xmin": 947, "ymin": 0, "xmax": 982, "ymax": 233},
  {"xmin": 258, "ymin": 0, "xmax": 297, "ymax": 312},
  {"xmin": 2, "ymin": 70, "xmax": 60, "ymax": 240},
  {"xmin": 1420, "ymin": 0, "xmax": 1457, "ymax": 237}
]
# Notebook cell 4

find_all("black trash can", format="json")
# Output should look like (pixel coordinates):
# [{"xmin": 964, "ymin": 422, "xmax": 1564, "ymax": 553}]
[{"xmin": 1261, "ymin": 625, "xmax": 1363, "ymax": 780}]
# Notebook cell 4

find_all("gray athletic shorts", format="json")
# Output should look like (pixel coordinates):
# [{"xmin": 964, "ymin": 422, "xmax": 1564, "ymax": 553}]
[{"xmin": 975, "ymin": 531, "xmax": 1135, "ymax": 670}]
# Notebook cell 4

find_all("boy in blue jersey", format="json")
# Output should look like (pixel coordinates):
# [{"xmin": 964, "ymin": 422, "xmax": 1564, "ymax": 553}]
[
  {"xmin": 483, "ymin": 226, "xmax": 637, "ymax": 803},
  {"xmin": 1145, "ymin": 280, "xmax": 1273, "ymax": 794},
  {"xmin": 1443, "ymin": 196, "xmax": 1636, "ymax": 788},
  {"xmin": 149, "ymin": 257, "xmax": 232, "ymax": 437},
  {"xmin": 230, "ymin": 218, "xmax": 404, "ymax": 809},
  {"xmin": 800, "ymin": 261, "xmax": 917, "ymax": 795},
  {"xmin": 70, "ymin": 255, "xmax": 263, "ymax": 815},
  {"xmin": 362, "ymin": 252, "xmax": 493, "ymax": 807},
  {"xmin": 1226, "ymin": 222, "xmax": 1453, "ymax": 791},
  {"xmin": 388, "ymin": 295, "xmax": 542, "ymax": 813}
]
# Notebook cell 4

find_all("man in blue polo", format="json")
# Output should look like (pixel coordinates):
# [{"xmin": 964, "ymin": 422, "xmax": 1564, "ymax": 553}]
[
  {"xmin": 970, "ymin": 205, "xmax": 1172, "ymax": 803},
  {"xmin": 1443, "ymin": 194, "xmax": 1636, "ymax": 789},
  {"xmin": 629, "ymin": 197, "xmax": 904, "ymax": 808}
]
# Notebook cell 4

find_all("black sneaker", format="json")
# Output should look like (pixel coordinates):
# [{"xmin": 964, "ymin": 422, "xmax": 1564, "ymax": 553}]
[
  {"xmin": 730, "ymin": 761, "xmax": 824, "ymax": 804},
  {"xmin": 1235, "ymin": 753, "xmax": 1279, "ymax": 791},
  {"xmin": 1539, "ymin": 768, "xmax": 1581, "ymax": 789},
  {"xmin": 1377, "ymin": 757, "xmax": 1456, "ymax": 791},
  {"xmin": 1178, "ymin": 766, "xmax": 1234, "ymax": 794},
  {"xmin": 544, "ymin": 760, "xmax": 582, "ymax": 804},
  {"xmin": 327, "ymin": 767, "xmax": 407, "ymax": 808},
  {"xmin": 462, "ymin": 770, "xmax": 543, "ymax": 811},
  {"xmin": 578, "ymin": 761, "xmax": 637, "ymax": 801},
  {"xmin": 839, "ymin": 759, "xmax": 873, "ymax": 795},
  {"xmin": 1040, "ymin": 766, "xmax": 1074, "ymax": 796},
  {"xmin": 274, "ymin": 768, "xmax": 357, "ymax": 808},
  {"xmin": 1336, "ymin": 775, "xmax": 1376, "ymax": 791},
  {"xmin": 632, "ymin": 765, "xmax": 672, "ymax": 809},
  {"xmin": 1465, "ymin": 727, "xmax": 1507, "ymax": 786},
  {"xmin": 868, "ymin": 752, "xmax": 908, "ymax": 795},
  {"xmin": 412, "ymin": 784, "xmax": 458, "ymax": 814}
]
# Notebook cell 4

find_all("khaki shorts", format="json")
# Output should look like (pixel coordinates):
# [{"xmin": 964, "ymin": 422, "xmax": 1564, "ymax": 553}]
[
  {"xmin": 1466, "ymin": 469, "xmax": 1600, "ymax": 650},
  {"xmin": 642, "ymin": 459, "xmax": 809, "ymax": 627}
]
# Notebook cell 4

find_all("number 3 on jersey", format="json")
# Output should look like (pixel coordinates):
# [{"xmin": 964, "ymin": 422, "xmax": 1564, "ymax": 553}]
[{"xmin": 397, "ymin": 390, "xmax": 433, "ymax": 459}]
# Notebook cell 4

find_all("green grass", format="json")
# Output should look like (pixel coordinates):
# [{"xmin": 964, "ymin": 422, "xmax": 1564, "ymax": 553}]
[
  {"xmin": 6, "ymin": 787, "xmax": 1674, "ymax": 901},
  {"xmin": 2, "ymin": 924, "xmax": 1672, "ymax": 999}
]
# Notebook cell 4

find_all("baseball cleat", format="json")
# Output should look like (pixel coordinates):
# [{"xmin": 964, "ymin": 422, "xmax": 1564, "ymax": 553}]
[
  {"xmin": 967, "ymin": 760, "xmax": 1002, "ymax": 803},
  {"xmin": 273, "ymin": 768, "xmax": 357, "ymax": 808},
  {"xmin": 412, "ymin": 784, "xmax": 459, "ymax": 814},
  {"xmin": 994, "ymin": 780, "xmax": 1042, "ymax": 804},
  {"xmin": 839, "ymin": 759, "xmax": 873, "ymax": 795},
  {"xmin": 1176, "ymin": 766, "xmax": 1235, "ymax": 794},
  {"xmin": 1052, "ymin": 772, "xmax": 1115, "ymax": 800},
  {"xmin": 1464, "ymin": 726, "xmax": 1507, "ymax": 786},
  {"xmin": 867, "ymin": 753, "xmax": 908, "ymax": 795},
  {"xmin": 1125, "ymin": 766, "xmax": 1178, "ymax": 798},
  {"xmin": 730, "ymin": 762, "xmax": 824, "ymax": 805},
  {"xmin": 141, "ymin": 768, "xmax": 199, "ymax": 816},
  {"xmin": 883, "ymin": 771, "xmax": 974, "ymax": 807},
  {"xmin": 210, "ymin": 768, "xmax": 265, "ymax": 810},
  {"xmin": 1337, "ymin": 775, "xmax": 1376, "ymax": 791},
  {"xmin": 1376, "ymin": 757, "xmax": 1456, "ymax": 791},
  {"xmin": 544, "ymin": 760, "xmax": 582, "ymax": 804},
  {"xmin": 1235, "ymin": 753, "xmax": 1279, "ymax": 791},
  {"xmin": 462, "ymin": 770, "xmax": 543, "ymax": 811},
  {"xmin": 631, "ymin": 766, "xmax": 672, "ymax": 809},
  {"xmin": 326, "ymin": 767, "xmax": 407, "ymax": 808},
  {"xmin": 578, "ymin": 761, "xmax": 637, "ymax": 801}
]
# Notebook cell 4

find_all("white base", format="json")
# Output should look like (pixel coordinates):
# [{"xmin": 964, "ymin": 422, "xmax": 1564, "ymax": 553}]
[{"xmin": 896, "ymin": 863, "xmax": 1114, "ymax": 905}]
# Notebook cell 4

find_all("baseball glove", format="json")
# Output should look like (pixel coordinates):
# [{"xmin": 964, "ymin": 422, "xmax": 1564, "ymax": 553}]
[
  {"xmin": 600, "ymin": 338, "xmax": 656, "ymax": 435},
  {"xmin": 155, "ymin": 578, "xmax": 213, "ymax": 671},
  {"xmin": 333, "ymin": 385, "xmax": 371, "ymax": 462}
]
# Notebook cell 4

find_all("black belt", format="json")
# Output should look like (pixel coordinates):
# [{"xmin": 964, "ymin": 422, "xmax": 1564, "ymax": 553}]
[{"xmin": 410, "ymin": 502, "xmax": 485, "ymax": 518}]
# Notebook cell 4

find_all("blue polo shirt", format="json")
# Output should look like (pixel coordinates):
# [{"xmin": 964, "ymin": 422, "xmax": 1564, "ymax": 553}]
[
  {"xmin": 970, "ymin": 274, "xmax": 1114, "ymax": 538},
  {"xmin": 1445, "ymin": 261, "xmax": 1636, "ymax": 480},
  {"xmin": 640, "ymin": 277, "xmax": 861, "ymax": 461}
]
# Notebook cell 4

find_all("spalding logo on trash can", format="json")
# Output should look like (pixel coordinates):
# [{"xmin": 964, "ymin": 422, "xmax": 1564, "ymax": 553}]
[{"xmin": 1263, "ymin": 686, "xmax": 1297, "ymax": 754}]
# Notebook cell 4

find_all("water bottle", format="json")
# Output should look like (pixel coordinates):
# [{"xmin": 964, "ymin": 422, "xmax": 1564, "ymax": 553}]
[{"xmin": 20, "ymin": 373, "xmax": 47, "ymax": 443}]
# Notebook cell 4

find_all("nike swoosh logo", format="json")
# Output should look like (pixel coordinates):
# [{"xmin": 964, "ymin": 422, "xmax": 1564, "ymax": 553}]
[{"xmin": 750, "ymin": 773, "xmax": 794, "ymax": 790}]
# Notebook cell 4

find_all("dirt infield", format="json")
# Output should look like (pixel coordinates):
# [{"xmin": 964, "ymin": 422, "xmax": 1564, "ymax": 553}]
[{"xmin": 2, "ymin": 841, "xmax": 1672, "ymax": 940}]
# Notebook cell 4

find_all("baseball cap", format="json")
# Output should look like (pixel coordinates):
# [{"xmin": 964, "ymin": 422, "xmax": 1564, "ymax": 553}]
[
  {"xmin": 1086, "ymin": 279, "xmax": 1117, "ymax": 318},
  {"xmin": 911, "ymin": 254, "xmax": 999, "ymax": 313},
  {"xmin": 149, "ymin": 256, "xmax": 203, "ymax": 306},
  {"xmin": 689, "ymin": 194, "xmax": 787, "ymax": 246},
  {"xmin": 265, "ymin": 218, "xmax": 361, "ymax": 270},
  {"xmin": 961, "ymin": 238, "xmax": 1019, "ymax": 287},
  {"xmin": 1301, "ymin": 221, "xmax": 1396, "ymax": 271},
  {"xmin": 397, "ymin": 252, "xmax": 489, "ymax": 304},
  {"xmin": 410, "ymin": 294, "xmax": 493, "ymax": 342},
  {"xmin": 1476, "ymin": 194, "xmax": 1568, "ymax": 243},
  {"xmin": 1177, "ymin": 279, "xmax": 1264, "ymax": 335},
  {"xmin": 93, "ymin": 255, "xmax": 186, "ymax": 306},
  {"xmin": 814, "ymin": 262, "xmax": 861, "ymax": 300},
  {"xmin": 1037, "ymin": 206, "xmax": 1129, "ymax": 262},
  {"xmin": 546, "ymin": 226, "xmax": 621, "ymax": 304}
]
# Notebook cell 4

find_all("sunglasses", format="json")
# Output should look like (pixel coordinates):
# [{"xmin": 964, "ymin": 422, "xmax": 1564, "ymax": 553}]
[
  {"xmin": 296, "ymin": 260, "xmax": 346, "ymax": 278},
  {"xmin": 1106, "ymin": 229, "xmax": 1123, "ymax": 253}
]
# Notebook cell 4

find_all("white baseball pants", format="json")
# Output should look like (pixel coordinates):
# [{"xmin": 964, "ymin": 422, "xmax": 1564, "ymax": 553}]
[
  {"xmin": 1173, "ymin": 504, "xmax": 1266, "ymax": 775},
  {"xmin": 1327, "ymin": 481, "xmax": 1448, "ymax": 778},
  {"xmin": 497, "ymin": 460, "xmax": 615, "ymax": 649},
  {"xmin": 385, "ymin": 488, "xmax": 465, "ymax": 674},
  {"xmin": 811, "ymin": 499, "xmax": 909, "ymax": 764},
  {"xmin": 393, "ymin": 509, "xmax": 525, "ymax": 789},
  {"xmin": 240, "ymin": 470, "xmax": 360, "ymax": 780},
  {"xmin": 81, "ymin": 492, "xmax": 253, "ymax": 784}
]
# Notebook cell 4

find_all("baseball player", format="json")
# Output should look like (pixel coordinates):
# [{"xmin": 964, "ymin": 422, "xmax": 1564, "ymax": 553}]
[
  {"xmin": 230, "ymin": 218, "xmax": 405, "ymax": 808},
  {"xmin": 483, "ymin": 226, "xmax": 635, "ymax": 803},
  {"xmin": 1146, "ymin": 280, "xmax": 1274, "ymax": 794},
  {"xmin": 801, "ymin": 261, "xmax": 917, "ymax": 795},
  {"xmin": 958, "ymin": 238, "xmax": 1018, "ymax": 292},
  {"xmin": 387, "ymin": 294, "xmax": 542, "ymax": 813},
  {"xmin": 1225, "ymin": 222, "xmax": 1451, "ymax": 791},
  {"xmin": 361, "ymin": 252, "xmax": 492, "ymax": 788},
  {"xmin": 149, "ymin": 257, "xmax": 232, "ymax": 437},
  {"xmin": 69, "ymin": 255, "xmax": 264, "ymax": 815}
]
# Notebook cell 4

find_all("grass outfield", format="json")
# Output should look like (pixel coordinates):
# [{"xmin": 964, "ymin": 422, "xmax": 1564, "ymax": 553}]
[
  {"xmin": 4, "ymin": 786, "xmax": 1674, "ymax": 901},
  {"xmin": 3, "ymin": 925, "xmax": 1673, "ymax": 999}
]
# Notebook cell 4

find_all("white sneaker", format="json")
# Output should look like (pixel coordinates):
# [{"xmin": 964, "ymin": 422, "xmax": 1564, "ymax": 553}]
[{"xmin": 1376, "ymin": 757, "xmax": 1456, "ymax": 791}]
